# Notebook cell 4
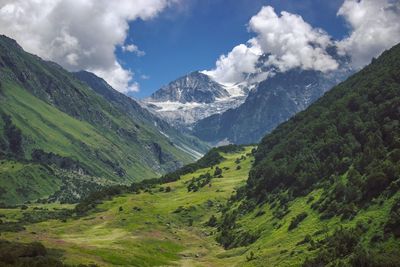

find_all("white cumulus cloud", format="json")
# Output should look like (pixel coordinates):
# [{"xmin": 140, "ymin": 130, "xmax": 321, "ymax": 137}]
[
  {"xmin": 203, "ymin": 41, "xmax": 263, "ymax": 84},
  {"xmin": 206, "ymin": 1, "xmax": 400, "ymax": 85},
  {"xmin": 249, "ymin": 6, "xmax": 338, "ymax": 73},
  {"xmin": 206, "ymin": 6, "xmax": 338, "ymax": 84},
  {"xmin": 337, "ymin": 0, "xmax": 400, "ymax": 68},
  {"xmin": 0, "ymin": 0, "xmax": 175, "ymax": 93}
]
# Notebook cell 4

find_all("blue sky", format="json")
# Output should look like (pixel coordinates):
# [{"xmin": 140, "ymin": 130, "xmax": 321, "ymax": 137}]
[
  {"xmin": 121, "ymin": 0, "xmax": 347, "ymax": 98},
  {"xmin": 3, "ymin": 0, "xmax": 398, "ymax": 98}
]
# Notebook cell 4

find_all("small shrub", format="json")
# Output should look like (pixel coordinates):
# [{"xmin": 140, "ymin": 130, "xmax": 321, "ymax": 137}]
[
  {"xmin": 132, "ymin": 206, "xmax": 142, "ymax": 212},
  {"xmin": 255, "ymin": 210, "xmax": 265, "ymax": 217},
  {"xmin": 306, "ymin": 196, "xmax": 314, "ymax": 204},
  {"xmin": 246, "ymin": 251, "xmax": 255, "ymax": 261},
  {"xmin": 288, "ymin": 212, "xmax": 308, "ymax": 231},
  {"xmin": 214, "ymin": 166, "xmax": 223, "ymax": 177},
  {"xmin": 173, "ymin": 206, "xmax": 185, "ymax": 213},
  {"xmin": 205, "ymin": 215, "xmax": 218, "ymax": 227},
  {"xmin": 296, "ymin": 234, "xmax": 313, "ymax": 246},
  {"xmin": 187, "ymin": 173, "xmax": 212, "ymax": 192}
]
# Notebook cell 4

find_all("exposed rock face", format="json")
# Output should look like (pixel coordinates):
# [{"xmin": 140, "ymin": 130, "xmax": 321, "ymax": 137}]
[
  {"xmin": 142, "ymin": 71, "xmax": 249, "ymax": 127},
  {"xmin": 149, "ymin": 71, "xmax": 230, "ymax": 103},
  {"xmin": 192, "ymin": 66, "xmax": 352, "ymax": 145}
]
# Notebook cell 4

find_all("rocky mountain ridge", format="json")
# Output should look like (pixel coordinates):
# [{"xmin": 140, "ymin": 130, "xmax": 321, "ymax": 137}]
[{"xmin": 142, "ymin": 71, "xmax": 250, "ymax": 127}]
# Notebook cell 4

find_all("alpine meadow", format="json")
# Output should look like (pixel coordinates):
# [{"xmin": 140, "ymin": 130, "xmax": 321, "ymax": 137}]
[{"xmin": 0, "ymin": 1, "xmax": 399, "ymax": 266}]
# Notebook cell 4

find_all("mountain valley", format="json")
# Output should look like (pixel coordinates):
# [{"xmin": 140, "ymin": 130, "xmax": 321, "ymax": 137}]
[
  {"xmin": 0, "ymin": 1, "xmax": 400, "ymax": 266},
  {"xmin": 0, "ymin": 37, "xmax": 399, "ymax": 267}
]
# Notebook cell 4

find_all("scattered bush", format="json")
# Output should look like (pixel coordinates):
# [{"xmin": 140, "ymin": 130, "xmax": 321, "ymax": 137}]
[
  {"xmin": 296, "ymin": 234, "xmax": 313, "ymax": 246},
  {"xmin": 187, "ymin": 173, "xmax": 212, "ymax": 192},
  {"xmin": 302, "ymin": 226, "xmax": 361, "ymax": 266},
  {"xmin": 214, "ymin": 166, "xmax": 222, "ymax": 177},
  {"xmin": 254, "ymin": 210, "xmax": 265, "ymax": 217},
  {"xmin": 159, "ymin": 147, "xmax": 226, "ymax": 183},
  {"xmin": 132, "ymin": 206, "xmax": 142, "ymax": 212},
  {"xmin": 205, "ymin": 215, "xmax": 218, "ymax": 227},
  {"xmin": 246, "ymin": 251, "xmax": 255, "ymax": 261},
  {"xmin": 272, "ymin": 205, "xmax": 290, "ymax": 220},
  {"xmin": 288, "ymin": 212, "xmax": 308, "ymax": 231}
]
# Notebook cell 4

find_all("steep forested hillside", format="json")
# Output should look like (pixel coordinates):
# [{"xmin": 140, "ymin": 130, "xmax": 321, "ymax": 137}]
[
  {"xmin": 216, "ymin": 43, "xmax": 400, "ymax": 265},
  {"xmin": 248, "ymin": 43, "xmax": 400, "ymax": 205},
  {"xmin": 0, "ymin": 35, "xmax": 207, "ymax": 204}
]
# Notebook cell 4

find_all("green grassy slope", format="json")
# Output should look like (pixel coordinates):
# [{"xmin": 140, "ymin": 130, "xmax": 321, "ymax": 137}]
[
  {"xmin": 0, "ymin": 160, "xmax": 61, "ymax": 204},
  {"xmin": 1, "ymin": 81, "xmax": 159, "ymax": 180},
  {"xmin": 219, "ymin": 186, "xmax": 400, "ymax": 266},
  {"xmin": 0, "ymin": 35, "xmax": 208, "ymax": 204},
  {"xmin": 0, "ymin": 80, "xmax": 154, "ymax": 204}
]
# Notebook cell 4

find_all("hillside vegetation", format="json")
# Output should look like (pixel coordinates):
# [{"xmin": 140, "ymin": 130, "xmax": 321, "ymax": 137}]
[
  {"xmin": 216, "ymin": 43, "xmax": 400, "ymax": 265},
  {"xmin": 0, "ymin": 146, "xmax": 255, "ymax": 266},
  {"xmin": 0, "ymin": 38, "xmax": 399, "ymax": 267},
  {"xmin": 0, "ymin": 35, "xmax": 208, "ymax": 205}
]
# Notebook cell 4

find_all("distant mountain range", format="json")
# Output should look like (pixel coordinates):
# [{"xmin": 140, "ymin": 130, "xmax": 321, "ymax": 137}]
[
  {"xmin": 193, "ymin": 65, "xmax": 351, "ymax": 144},
  {"xmin": 144, "ymin": 50, "xmax": 352, "ymax": 145}
]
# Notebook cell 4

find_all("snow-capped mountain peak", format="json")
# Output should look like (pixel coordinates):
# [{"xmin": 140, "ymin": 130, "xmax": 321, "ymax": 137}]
[
  {"xmin": 147, "ymin": 71, "xmax": 230, "ymax": 104},
  {"xmin": 141, "ymin": 71, "xmax": 250, "ymax": 127}
]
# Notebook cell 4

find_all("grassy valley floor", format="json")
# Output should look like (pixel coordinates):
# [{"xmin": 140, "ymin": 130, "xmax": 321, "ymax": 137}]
[
  {"xmin": 0, "ymin": 146, "xmax": 399, "ymax": 266},
  {"xmin": 0, "ymin": 147, "xmax": 254, "ymax": 266}
]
